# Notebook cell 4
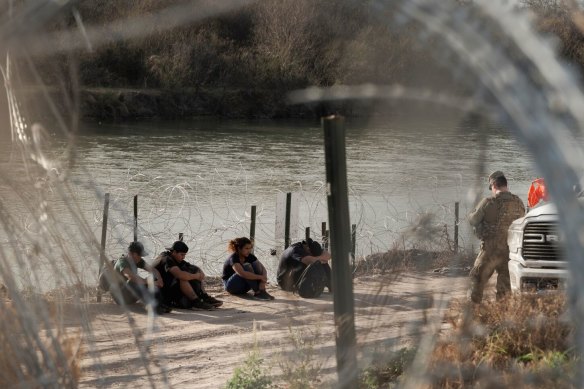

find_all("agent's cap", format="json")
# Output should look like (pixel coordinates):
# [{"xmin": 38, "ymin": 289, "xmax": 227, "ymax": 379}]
[
  {"xmin": 166, "ymin": 241, "xmax": 189, "ymax": 253},
  {"xmin": 488, "ymin": 170, "xmax": 506, "ymax": 182},
  {"xmin": 304, "ymin": 238, "xmax": 323, "ymax": 256},
  {"xmin": 128, "ymin": 241, "xmax": 148, "ymax": 257}
]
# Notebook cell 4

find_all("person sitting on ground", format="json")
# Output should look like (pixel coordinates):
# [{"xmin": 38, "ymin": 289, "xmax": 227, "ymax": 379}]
[
  {"xmin": 221, "ymin": 237, "xmax": 274, "ymax": 300},
  {"xmin": 277, "ymin": 238, "xmax": 332, "ymax": 297},
  {"xmin": 112, "ymin": 241, "xmax": 172, "ymax": 314},
  {"xmin": 154, "ymin": 241, "xmax": 223, "ymax": 310}
]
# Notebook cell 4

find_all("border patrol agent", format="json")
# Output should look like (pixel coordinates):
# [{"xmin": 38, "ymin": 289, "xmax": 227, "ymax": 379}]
[{"xmin": 468, "ymin": 171, "xmax": 525, "ymax": 303}]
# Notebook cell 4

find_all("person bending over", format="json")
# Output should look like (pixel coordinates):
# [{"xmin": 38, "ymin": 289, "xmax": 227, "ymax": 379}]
[
  {"xmin": 277, "ymin": 238, "xmax": 332, "ymax": 296},
  {"xmin": 154, "ymin": 241, "xmax": 223, "ymax": 310},
  {"xmin": 222, "ymin": 237, "xmax": 274, "ymax": 301},
  {"xmin": 112, "ymin": 241, "xmax": 172, "ymax": 315}
]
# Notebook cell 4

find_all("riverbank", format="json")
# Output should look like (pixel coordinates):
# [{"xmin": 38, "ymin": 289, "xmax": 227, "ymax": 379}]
[
  {"xmin": 73, "ymin": 269, "xmax": 470, "ymax": 388},
  {"xmin": 14, "ymin": 85, "xmax": 383, "ymax": 122},
  {"xmin": 34, "ymin": 249, "xmax": 473, "ymax": 388}
]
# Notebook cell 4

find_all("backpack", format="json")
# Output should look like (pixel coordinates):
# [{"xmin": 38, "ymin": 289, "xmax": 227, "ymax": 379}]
[
  {"xmin": 295, "ymin": 261, "xmax": 327, "ymax": 299},
  {"xmin": 98, "ymin": 259, "xmax": 124, "ymax": 291}
]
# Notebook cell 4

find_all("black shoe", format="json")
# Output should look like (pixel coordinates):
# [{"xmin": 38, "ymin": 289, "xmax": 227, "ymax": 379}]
[
  {"xmin": 201, "ymin": 293, "xmax": 223, "ymax": 307},
  {"xmin": 155, "ymin": 304, "xmax": 173, "ymax": 315},
  {"xmin": 253, "ymin": 290, "xmax": 275, "ymax": 301},
  {"xmin": 191, "ymin": 298, "xmax": 215, "ymax": 310}
]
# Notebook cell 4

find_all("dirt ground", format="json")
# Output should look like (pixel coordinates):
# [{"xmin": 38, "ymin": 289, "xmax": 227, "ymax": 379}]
[{"xmin": 67, "ymin": 267, "xmax": 477, "ymax": 388}]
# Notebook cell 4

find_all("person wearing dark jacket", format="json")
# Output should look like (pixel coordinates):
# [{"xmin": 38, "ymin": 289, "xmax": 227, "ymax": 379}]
[
  {"xmin": 154, "ymin": 241, "xmax": 223, "ymax": 310},
  {"xmin": 277, "ymin": 238, "xmax": 332, "ymax": 294}
]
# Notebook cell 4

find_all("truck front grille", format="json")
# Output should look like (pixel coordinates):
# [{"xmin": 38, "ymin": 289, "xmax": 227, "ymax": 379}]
[{"xmin": 522, "ymin": 222, "xmax": 562, "ymax": 261}]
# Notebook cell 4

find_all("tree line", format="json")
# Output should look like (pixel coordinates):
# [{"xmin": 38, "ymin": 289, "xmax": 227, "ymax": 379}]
[{"xmin": 24, "ymin": 0, "xmax": 584, "ymax": 119}]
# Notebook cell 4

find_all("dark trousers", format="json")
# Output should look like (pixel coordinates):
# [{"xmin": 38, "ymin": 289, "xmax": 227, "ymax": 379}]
[
  {"xmin": 224, "ymin": 262, "xmax": 262, "ymax": 294},
  {"xmin": 164, "ymin": 279, "xmax": 204, "ymax": 306},
  {"xmin": 278, "ymin": 260, "xmax": 332, "ymax": 292}
]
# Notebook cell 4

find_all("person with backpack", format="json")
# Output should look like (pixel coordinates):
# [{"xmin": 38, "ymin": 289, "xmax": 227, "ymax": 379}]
[
  {"xmin": 277, "ymin": 238, "xmax": 332, "ymax": 298},
  {"xmin": 153, "ymin": 241, "xmax": 223, "ymax": 310},
  {"xmin": 110, "ymin": 241, "xmax": 172, "ymax": 314},
  {"xmin": 222, "ymin": 237, "xmax": 275, "ymax": 300}
]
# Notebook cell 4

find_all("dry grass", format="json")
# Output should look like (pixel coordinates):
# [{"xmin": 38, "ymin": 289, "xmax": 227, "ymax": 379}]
[
  {"xmin": 0, "ymin": 297, "xmax": 81, "ymax": 388},
  {"xmin": 359, "ymin": 293, "xmax": 576, "ymax": 388},
  {"xmin": 354, "ymin": 248, "xmax": 474, "ymax": 276},
  {"xmin": 428, "ymin": 294, "xmax": 575, "ymax": 388}
]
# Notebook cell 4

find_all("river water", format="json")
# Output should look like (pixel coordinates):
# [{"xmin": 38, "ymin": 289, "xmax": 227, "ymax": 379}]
[{"xmin": 0, "ymin": 105, "xmax": 542, "ymax": 289}]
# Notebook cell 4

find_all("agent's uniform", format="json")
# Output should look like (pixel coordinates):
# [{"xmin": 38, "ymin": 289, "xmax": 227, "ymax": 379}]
[{"xmin": 468, "ymin": 191, "xmax": 525, "ymax": 303}]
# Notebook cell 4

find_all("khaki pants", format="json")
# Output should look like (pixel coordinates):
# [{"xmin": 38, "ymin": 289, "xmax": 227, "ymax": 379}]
[{"xmin": 469, "ymin": 240, "xmax": 510, "ymax": 303}]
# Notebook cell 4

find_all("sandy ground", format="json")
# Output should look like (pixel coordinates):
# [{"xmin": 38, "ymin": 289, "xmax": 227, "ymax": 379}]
[{"xmin": 66, "ymin": 268, "xmax": 476, "ymax": 388}]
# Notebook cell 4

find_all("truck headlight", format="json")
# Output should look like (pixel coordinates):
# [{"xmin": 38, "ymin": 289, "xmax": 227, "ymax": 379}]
[{"xmin": 508, "ymin": 229, "xmax": 523, "ymax": 252}]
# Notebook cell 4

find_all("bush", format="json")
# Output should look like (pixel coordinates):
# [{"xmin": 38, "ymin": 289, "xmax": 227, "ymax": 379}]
[{"xmin": 225, "ymin": 324, "xmax": 272, "ymax": 389}]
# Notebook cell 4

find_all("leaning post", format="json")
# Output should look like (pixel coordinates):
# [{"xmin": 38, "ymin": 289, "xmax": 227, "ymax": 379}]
[
  {"xmin": 97, "ymin": 193, "xmax": 110, "ymax": 303},
  {"xmin": 323, "ymin": 115, "xmax": 358, "ymax": 388}
]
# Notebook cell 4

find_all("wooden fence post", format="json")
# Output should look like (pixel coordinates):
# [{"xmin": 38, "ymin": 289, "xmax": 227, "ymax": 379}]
[
  {"xmin": 454, "ymin": 202, "xmax": 459, "ymax": 253},
  {"xmin": 284, "ymin": 193, "xmax": 292, "ymax": 249},
  {"xmin": 250, "ymin": 205, "xmax": 257, "ymax": 253},
  {"xmin": 96, "ymin": 193, "xmax": 110, "ymax": 303},
  {"xmin": 351, "ymin": 224, "xmax": 357, "ymax": 269},
  {"xmin": 133, "ymin": 195, "xmax": 138, "ymax": 242}
]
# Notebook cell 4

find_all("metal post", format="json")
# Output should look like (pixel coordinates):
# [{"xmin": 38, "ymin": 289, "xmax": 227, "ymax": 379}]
[
  {"xmin": 305, "ymin": 227, "xmax": 310, "ymax": 241},
  {"xmin": 133, "ymin": 195, "xmax": 138, "ymax": 242},
  {"xmin": 97, "ymin": 193, "xmax": 110, "ymax": 302},
  {"xmin": 454, "ymin": 202, "xmax": 459, "ymax": 253},
  {"xmin": 323, "ymin": 115, "xmax": 357, "ymax": 388},
  {"xmin": 351, "ymin": 224, "xmax": 357, "ymax": 269},
  {"xmin": 250, "ymin": 205, "xmax": 257, "ymax": 254},
  {"xmin": 284, "ymin": 192, "xmax": 292, "ymax": 249},
  {"xmin": 321, "ymin": 221, "xmax": 327, "ymax": 246},
  {"xmin": 179, "ymin": 233, "xmax": 184, "ymax": 242}
]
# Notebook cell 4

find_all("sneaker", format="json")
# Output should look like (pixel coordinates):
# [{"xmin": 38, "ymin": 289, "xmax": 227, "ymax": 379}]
[
  {"xmin": 253, "ymin": 290, "xmax": 275, "ymax": 301},
  {"xmin": 201, "ymin": 293, "xmax": 223, "ymax": 307},
  {"xmin": 190, "ymin": 298, "xmax": 215, "ymax": 310},
  {"xmin": 155, "ymin": 304, "xmax": 173, "ymax": 315}
]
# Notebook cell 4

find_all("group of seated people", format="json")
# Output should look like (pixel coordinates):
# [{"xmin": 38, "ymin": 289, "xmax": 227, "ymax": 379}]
[{"xmin": 106, "ymin": 236, "xmax": 333, "ymax": 314}]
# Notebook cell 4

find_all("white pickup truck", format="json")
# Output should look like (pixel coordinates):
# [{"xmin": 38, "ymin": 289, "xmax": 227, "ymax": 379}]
[{"xmin": 507, "ymin": 201, "xmax": 571, "ymax": 292}]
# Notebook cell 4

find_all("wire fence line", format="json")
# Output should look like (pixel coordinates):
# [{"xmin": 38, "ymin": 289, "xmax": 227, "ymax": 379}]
[{"xmin": 82, "ymin": 173, "xmax": 475, "ymax": 286}]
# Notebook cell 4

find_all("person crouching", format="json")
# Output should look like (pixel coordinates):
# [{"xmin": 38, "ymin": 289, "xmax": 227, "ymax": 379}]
[{"xmin": 222, "ymin": 237, "xmax": 274, "ymax": 301}]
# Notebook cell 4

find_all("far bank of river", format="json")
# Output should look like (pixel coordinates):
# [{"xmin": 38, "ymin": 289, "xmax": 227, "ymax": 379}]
[{"xmin": 14, "ymin": 86, "xmax": 386, "ymax": 122}]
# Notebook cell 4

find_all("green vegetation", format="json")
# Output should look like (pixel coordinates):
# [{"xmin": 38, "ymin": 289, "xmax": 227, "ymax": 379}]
[
  {"xmin": 359, "ymin": 348, "xmax": 416, "ymax": 389},
  {"xmin": 225, "ymin": 326, "xmax": 272, "ymax": 389},
  {"xmin": 359, "ymin": 294, "xmax": 576, "ymax": 388}
]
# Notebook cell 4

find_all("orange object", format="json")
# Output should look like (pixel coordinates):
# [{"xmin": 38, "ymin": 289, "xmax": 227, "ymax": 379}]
[{"xmin": 528, "ymin": 178, "xmax": 549, "ymax": 208}]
